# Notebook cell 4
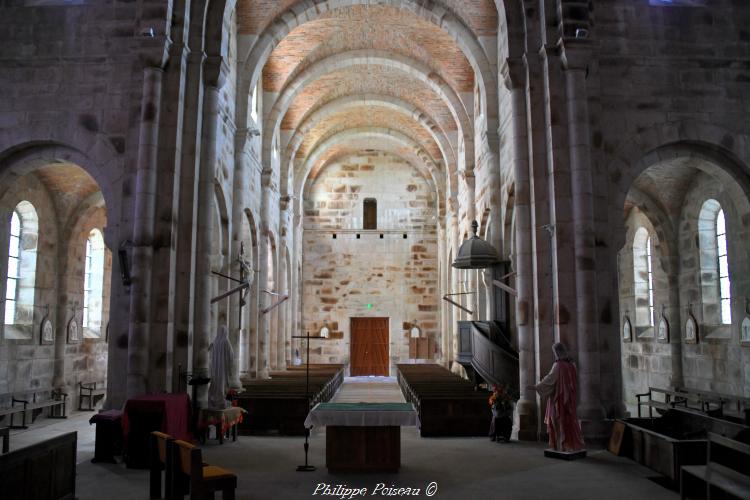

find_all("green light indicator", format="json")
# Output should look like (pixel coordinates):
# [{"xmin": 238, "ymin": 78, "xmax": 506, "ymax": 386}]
[{"xmin": 367, "ymin": 303, "xmax": 373, "ymax": 309}]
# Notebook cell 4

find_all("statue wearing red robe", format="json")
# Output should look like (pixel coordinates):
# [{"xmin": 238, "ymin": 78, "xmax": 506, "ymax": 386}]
[{"xmin": 532, "ymin": 343, "xmax": 586, "ymax": 452}]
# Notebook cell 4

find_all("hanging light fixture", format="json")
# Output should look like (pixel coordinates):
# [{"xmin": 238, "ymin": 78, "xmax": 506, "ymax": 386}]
[{"xmin": 452, "ymin": 220, "xmax": 500, "ymax": 269}]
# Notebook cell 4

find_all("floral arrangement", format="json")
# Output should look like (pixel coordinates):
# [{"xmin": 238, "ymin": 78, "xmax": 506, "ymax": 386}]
[{"xmin": 488, "ymin": 383, "xmax": 517, "ymax": 412}]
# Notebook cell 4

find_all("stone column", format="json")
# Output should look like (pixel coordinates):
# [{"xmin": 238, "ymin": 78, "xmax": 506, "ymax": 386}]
[
  {"xmin": 127, "ymin": 65, "xmax": 164, "ymax": 398},
  {"xmin": 256, "ymin": 170, "xmax": 273, "ymax": 378},
  {"xmin": 192, "ymin": 56, "xmax": 227, "ymax": 406},
  {"xmin": 503, "ymin": 57, "xmax": 537, "ymax": 440},
  {"xmin": 228, "ymin": 128, "xmax": 253, "ymax": 389},
  {"xmin": 562, "ymin": 41, "xmax": 606, "ymax": 432}
]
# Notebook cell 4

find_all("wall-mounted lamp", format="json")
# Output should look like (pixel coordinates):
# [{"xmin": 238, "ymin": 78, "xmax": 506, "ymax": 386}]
[{"xmin": 118, "ymin": 240, "xmax": 132, "ymax": 287}]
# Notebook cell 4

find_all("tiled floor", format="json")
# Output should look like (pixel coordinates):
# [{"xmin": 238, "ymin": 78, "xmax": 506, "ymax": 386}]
[{"xmin": 4, "ymin": 389, "xmax": 680, "ymax": 500}]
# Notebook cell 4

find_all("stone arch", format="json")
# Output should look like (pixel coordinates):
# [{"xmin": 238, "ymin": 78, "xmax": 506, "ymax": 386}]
[
  {"xmin": 238, "ymin": 0, "xmax": 502, "ymax": 141},
  {"xmin": 265, "ymin": 50, "xmax": 473, "ymax": 172},
  {"xmin": 282, "ymin": 94, "xmax": 457, "ymax": 197},
  {"xmin": 607, "ymin": 122, "xmax": 750, "ymax": 251},
  {"xmin": 296, "ymin": 127, "xmax": 442, "ymax": 200},
  {"xmin": 0, "ymin": 142, "xmax": 120, "ymax": 242}
]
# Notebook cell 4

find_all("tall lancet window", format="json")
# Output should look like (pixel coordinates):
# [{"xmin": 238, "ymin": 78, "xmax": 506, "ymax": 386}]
[
  {"xmin": 633, "ymin": 227, "xmax": 655, "ymax": 327},
  {"xmin": 4, "ymin": 211, "xmax": 21, "ymax": 325},
  {"xmin": 4, "ymin": 201, "xmax": 38, "ymax": 333},
  {"xmin": 699, "ymin": 199, "xmax": 732, "ymax": 325},
  {"xmin": 716, "ymin": 209, "xmax": 731, "ymax": 324},
  {"xmin": 82, "ymin": 229, "xmax": 106, "ymax": 333}
]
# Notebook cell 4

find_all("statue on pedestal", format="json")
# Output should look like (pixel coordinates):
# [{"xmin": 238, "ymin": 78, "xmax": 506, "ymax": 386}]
[{"xmin": 530, "ymin": 342, "xmax": 586, "ymax": 453}]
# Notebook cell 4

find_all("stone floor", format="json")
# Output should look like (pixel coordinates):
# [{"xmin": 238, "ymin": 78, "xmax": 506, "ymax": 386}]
[{"xmin": 6, "ymin": 379, "xmax": 679, "ymax": 499}]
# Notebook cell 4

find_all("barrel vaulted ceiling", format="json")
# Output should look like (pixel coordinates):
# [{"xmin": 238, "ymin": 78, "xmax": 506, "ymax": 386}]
[{"xmin": 236, "ymin": 0, "xmax": 499, "ymax": 200}]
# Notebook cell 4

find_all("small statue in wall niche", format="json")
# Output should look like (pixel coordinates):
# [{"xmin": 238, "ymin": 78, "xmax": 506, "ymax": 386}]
[{"xmin": 529, "ymin": 343, "xmax": 586, "ymax": 454}]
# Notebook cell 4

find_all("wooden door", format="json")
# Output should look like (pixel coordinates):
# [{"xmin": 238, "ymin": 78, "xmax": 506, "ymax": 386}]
[{"xmin": 350, "ymin": 318, "xmax": 389, "ymax": 376}]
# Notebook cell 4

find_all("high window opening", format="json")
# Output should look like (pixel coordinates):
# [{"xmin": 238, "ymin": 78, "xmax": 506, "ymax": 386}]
[
  {"xmin": 633, "ymin": 227, "xmax": 655, "ymax": 327},
  {"xmin": 4, "ymin": 211, "xmax": 20, "ymax": 325},
  {"xmin": 716, "ymin": 209, "xmax": 731, "ymax": 324},
  {"xmin": 4, "ymin": 200, "xmax": 38, "ymax": 336},
  {"xmin": 698, "ymin": 199, "xmax": 732, "ymax": 325},
  {"xmin": 363, "ymin": 198, "xmax": 377, "ymax": 230},
  {"xmin": 82, "ymin": 228, "xmax": 105, "ymax": 335}
]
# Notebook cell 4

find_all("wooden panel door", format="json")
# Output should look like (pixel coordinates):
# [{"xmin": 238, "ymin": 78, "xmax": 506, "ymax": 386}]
[{"xmin": 350, "ymin": 318, "xmax": 389, "ymax": 376}]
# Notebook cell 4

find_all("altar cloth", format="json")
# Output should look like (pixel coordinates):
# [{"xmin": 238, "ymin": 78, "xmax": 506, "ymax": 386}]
[{"xmin": 304, "ymin": 402, "xmax": 419, "ymax": 428}]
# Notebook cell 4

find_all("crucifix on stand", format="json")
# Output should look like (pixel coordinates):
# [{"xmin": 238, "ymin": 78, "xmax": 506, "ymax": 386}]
[{"xmin": 291, "ymin": 331, "xmax": 325, "ymax": 472}]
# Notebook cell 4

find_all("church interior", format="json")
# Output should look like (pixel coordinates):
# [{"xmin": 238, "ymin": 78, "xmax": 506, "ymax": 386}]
[{"xmin": 1, "ymin": 0, "xmax": 750, "ymax": 499}]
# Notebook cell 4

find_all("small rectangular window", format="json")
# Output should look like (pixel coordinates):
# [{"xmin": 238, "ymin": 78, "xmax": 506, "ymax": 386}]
[{"xmin": 363, "ymin": 198, "xmax": 377, "ymax": 230}]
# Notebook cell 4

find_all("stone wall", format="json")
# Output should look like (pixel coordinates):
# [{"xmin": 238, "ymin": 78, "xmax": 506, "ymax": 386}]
[
  {"xmin": 301, "ymin": 152, "xmax": 439, "ymax": 372},
  {"xmin": 0, "ymin": 169, "xmax": 109, "ymax": 411}
]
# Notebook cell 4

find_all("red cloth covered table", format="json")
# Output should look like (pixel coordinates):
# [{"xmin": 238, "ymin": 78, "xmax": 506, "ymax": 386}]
[{"xmin": 122, "ymin": 393, "xmax": 191, "ymax": 468}]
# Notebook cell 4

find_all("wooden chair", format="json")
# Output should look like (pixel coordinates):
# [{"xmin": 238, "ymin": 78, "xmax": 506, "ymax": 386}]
[
  {"xmin": 171, "ymin": 440, "xmax": 237, "ymax": 500},
  {"xmin": 150, "ymin": 431, "xmax": 174, "ymax": 499}
]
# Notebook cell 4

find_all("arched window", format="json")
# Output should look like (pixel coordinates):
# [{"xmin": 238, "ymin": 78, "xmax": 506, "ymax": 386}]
[
  {"xmin": 4, "ymin": 211, "xmax": 20, "ymax": 325},
  {"xmin": 4, "ymin": 201, "xmax": 38, "ymax": 334},
  {"xmin": 633, "ymin": 227, "xmax": 655, "ymax": 327},
  {"xmin": 698, "ymin": 200, "xmax": 731, "ymax": 325},
  {"xmin": 716, "ymin": 209, "xmax": 731, "ymax": 324},
  {"xmin": 82, "ymin": 229, "xmax": 105, "ymax": 334},
  {"xmin": 363, "ymin": 198, "xmax": 377, "ymax": 230}
]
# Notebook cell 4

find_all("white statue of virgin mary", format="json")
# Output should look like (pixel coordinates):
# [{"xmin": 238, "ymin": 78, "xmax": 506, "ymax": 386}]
[{"xmin": 208, "ymin": 325, "xmax": 234, "ymax": 408}]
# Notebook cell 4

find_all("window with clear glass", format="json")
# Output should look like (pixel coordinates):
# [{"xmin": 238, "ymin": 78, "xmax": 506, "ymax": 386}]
[
  {"xmin": 646, "ymin": 236, "xmax": 655, "ymax": 327},
  {"xmin": 82, "ymin": 229, "xmax": 105, "ymax": 334},
  {"xmin": 4, "ymin": 211, "xmax": 20, "ymax": 325},
  {"xmin": 632, "ymin": 227, "xmax": 655, "ymax": 328},
  {"xmin": 716, "ymin": 209, "xmax": 731, "ymax": 324}
]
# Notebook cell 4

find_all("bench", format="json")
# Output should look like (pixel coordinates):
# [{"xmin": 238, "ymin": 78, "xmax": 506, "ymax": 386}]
[
  {"xmin": 79, "ymin": 381, "xmax": 106, "ymax": 411},
  {"xmin": 636, "ymin": 387, "xmax": 725, "ymax": 419},
  {"xmin": 678, "ymin": 388, "xmax": 750, "ymax": 425},
  {"xmin": 0, "ymin": 389, "xmax": 68, "ymax": 429},
  {"xmin": 617, "ymin": 407, "xmax": 750, "ymax": 485},
  {"xmin": 236, "ymin": 364, "xmax": 344, "ymax": 435},
  {"xmin": 0, "ymin": 431, "xmax": 77, "ymax": 499},
  {"xmin": 396, "ymin": 363, "xmax": 490, "ymax": 437},
  {"xmin": 681, "ymin": 433, "xmax": 750, "ymax": 499}
]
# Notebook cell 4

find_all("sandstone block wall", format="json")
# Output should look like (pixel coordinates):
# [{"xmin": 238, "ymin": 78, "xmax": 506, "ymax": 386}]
[{"xmin": 302, "ymin": 152, "xmax": 439, "ymax": 373}]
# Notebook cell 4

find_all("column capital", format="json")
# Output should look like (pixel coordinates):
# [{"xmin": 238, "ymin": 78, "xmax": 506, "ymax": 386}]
[
  {"xmin": 560, "ymin": 38, "xmax": 594, "ymax": 72},
  {"xmin": 501, "ymin": 57, "xmax": 526, "ymax": 91},
  {"xmin": 137, "ymin": 35, "xmax": 172, "ymax": 70},
  {"xmin": 235, "ymin": 127, "xmax": 260, "ymax": 149},
  {"xmin": 203, "ymin": 55, "xmax": 230, "ymax": 89}
]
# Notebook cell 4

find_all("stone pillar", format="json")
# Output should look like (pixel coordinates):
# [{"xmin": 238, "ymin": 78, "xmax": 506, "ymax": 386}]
[
  {"xmin": 228, "ymin": 128, "xmax": 253, "ymax": 390},
  {"xmin": 256, "ymin": 170, "xmax": 273, "ymax": 378},
  {"xmin": 127, "ymin": 65, "xmax": 164, "ymax": 398},
  {"xmin": 192, "ymin": 56, "xmax": 227, "ymax": 406},
  {"xmin": 562, "ymin": 41, "xmax": 606, "ymax": 433},
  {"xmin": 52, "ymin": 240, "xmax": 70, "ymax": 392},
  {"xmin": 172, "ymin": 50, "xmax": 206, "ymax": 392},
  {"xmin": 503, "ymin": 57, "xmax": 537, "ymax": 440}
]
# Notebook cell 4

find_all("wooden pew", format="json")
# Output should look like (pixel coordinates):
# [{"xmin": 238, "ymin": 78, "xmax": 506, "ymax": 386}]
[
  {"xmin": 618, "ymin": 407, "xmax": 750, "ymax": 485},
  {"xmin": 677, "ymin": 387, "xmax": 750, "ymax": 425},
  {"xmin": 0, "ymin": 388, "xmax": 67, "ymax": 429},
  {"xmin": 0, "ymin": 431, "xmax": 77, "ymax": 499},
  {"xmin": 680, "ymin": 433, "xmax": 750, "ymax": 499},
  {"xmin": 236, "ymin": 364, "xmax": 344, "ymax": 435},
  {"xmin": 396, "ymin": 364, "xmax": 490, "ymax": 437}
]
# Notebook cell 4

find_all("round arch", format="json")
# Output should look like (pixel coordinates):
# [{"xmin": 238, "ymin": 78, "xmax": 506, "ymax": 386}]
[{"xmin": 237, "ymin": 0, "xmax": 504, "ymax": 138}]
